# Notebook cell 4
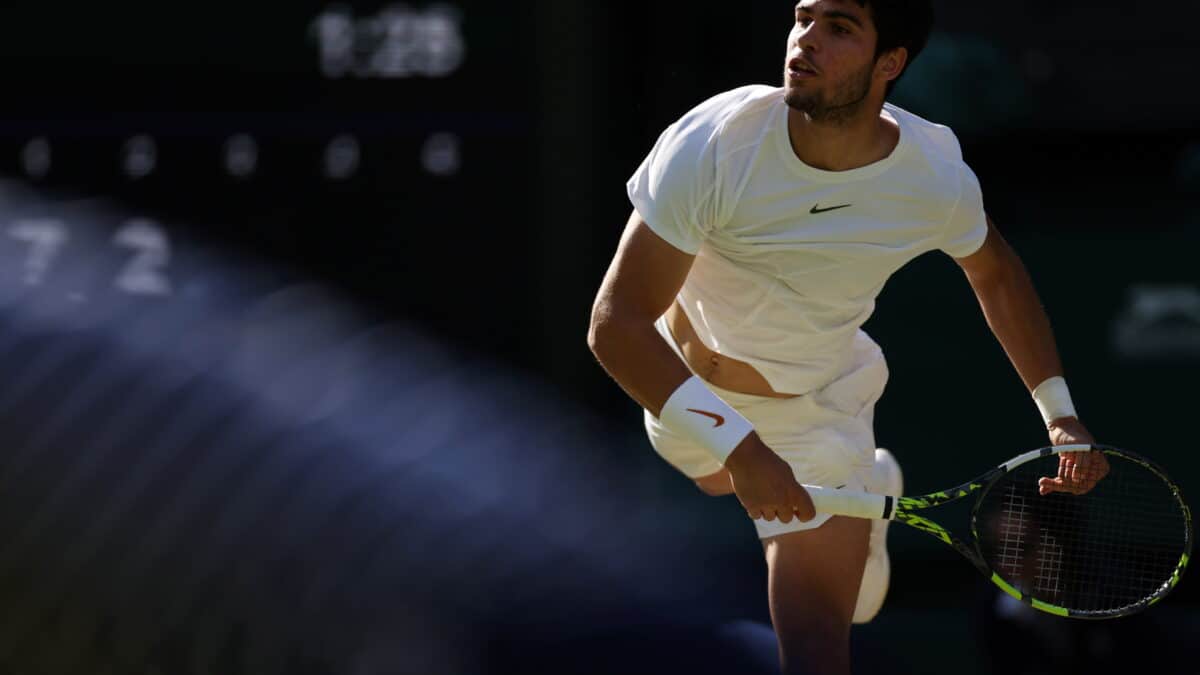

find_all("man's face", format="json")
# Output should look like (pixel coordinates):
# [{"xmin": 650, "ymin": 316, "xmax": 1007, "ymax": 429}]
[{"xmin": 784, "ymin": 0, "xmax": 882, "ymax": 123}]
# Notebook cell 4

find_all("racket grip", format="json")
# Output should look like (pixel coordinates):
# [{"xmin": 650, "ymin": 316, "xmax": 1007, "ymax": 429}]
[{"xmin": 803, "ymin": 485, "xmax": 894, "ymax": 520}]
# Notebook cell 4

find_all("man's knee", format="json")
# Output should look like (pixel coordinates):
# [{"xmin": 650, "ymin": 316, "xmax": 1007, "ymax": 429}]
[{"xmin": 694, "ymin": 469, "xmax": 734, "ymax": 497}]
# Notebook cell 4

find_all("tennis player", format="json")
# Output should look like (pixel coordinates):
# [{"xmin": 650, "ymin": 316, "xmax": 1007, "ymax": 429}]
[{"xmin": 588, "ymin": 1, "xmax": 1105, "ymax": 673}]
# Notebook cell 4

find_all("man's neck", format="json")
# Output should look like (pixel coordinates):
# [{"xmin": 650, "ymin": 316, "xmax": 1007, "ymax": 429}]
[{"xmin": 786, "ymin": 105, "xmax": 899, "ymax": 172}]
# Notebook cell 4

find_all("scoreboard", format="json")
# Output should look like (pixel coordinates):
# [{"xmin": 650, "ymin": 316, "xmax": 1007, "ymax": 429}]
[{"xmin": 0, "ymin": 2, "xmax": 541, "ymax": 360}]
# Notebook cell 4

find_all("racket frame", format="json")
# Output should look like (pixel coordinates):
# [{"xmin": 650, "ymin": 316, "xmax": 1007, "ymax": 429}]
[{"xmin": 804, "ymin": 444, "xmax": 1193, "ymax": 619}]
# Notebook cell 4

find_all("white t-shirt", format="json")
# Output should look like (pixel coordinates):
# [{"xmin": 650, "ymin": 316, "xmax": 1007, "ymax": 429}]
[{"xmin": 627, "ymin": 85, "xmax": 988, "ymax": 395}]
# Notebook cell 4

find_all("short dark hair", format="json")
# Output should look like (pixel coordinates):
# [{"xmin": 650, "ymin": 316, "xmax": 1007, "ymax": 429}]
[{"xmin": 853, "ymin": 0, "xmax": 934, "ymax": 95}]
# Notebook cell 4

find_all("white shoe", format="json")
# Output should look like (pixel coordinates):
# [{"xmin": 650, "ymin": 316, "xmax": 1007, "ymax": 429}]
[{"xmin": 853, "ymin": 448, "xmax": 903, "ymax": 624}]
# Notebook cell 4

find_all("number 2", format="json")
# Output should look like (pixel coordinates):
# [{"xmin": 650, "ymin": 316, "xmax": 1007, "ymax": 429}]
[{"xmin": 113, "ymin": 219, "xmax": 172, "ymax": 296}]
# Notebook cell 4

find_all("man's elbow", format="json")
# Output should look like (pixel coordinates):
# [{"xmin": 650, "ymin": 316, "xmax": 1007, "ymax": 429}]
[
  {"xmin": 587, "ymin": 304, "xmax": 615, "ymax": 363},
  {"xmin": 587, "ymin": 305, "xmax": 644, "ymax": 367},
  {"xmin": 589, "ymin": 323, "xmax": 627, "ymax": 369}
]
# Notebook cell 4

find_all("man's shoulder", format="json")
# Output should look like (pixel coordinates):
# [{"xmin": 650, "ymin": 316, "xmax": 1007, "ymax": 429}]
[
  {"xmin": 672, "ymin": 85, "xmax": 781, "ymax": 143},
  {"xmin": 689, "ymin": 85, "xmax": 781, "ymax": 121},
  {"xmin": 886, "ymin": 102, "xmax": 967, "ymax": 164}
]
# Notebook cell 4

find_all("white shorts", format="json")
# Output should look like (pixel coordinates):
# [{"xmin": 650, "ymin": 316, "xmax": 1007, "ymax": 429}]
[{"xmin": 645, "ymin": 316, "xmax": 889, "ymax": 539}]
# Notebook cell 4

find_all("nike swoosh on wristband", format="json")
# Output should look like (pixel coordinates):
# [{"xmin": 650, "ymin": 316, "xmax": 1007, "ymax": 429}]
[
  {"xmin": 811, "ymin": 203, "xmax": 852, "ymax": 214},
  {"xmin": 686, "ymin": 409, "xmax": 726, "ymax": 427}
]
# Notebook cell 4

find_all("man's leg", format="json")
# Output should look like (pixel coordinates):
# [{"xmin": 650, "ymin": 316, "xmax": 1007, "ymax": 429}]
[{"xmin": 762, "ymin": 516, "xmax": 870, "ymax": 675}]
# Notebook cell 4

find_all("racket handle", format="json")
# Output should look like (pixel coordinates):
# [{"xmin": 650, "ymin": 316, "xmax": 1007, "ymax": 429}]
[{"xmin": 803, "ymin": 484, "xmax": 895, "ymax": 521}]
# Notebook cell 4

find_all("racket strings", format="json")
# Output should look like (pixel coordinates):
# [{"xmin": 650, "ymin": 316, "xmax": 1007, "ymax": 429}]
[{"xmin": 976, "ymin": 453, "xmax": 1188, "ymax": 615}]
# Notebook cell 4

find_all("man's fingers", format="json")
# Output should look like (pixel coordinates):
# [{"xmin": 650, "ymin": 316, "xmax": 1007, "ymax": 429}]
[
  {"xmin": 757, "ymin": 500, "xmax": 810, "ymax": 522},
  {"xmin": 1042, "ymin": 477, "xmax": 1080, "ymax": 496},
  {"xmin": 736, "ymin": 473, "xmax": 818, "ymax": 523},
  {"xmin": 1041, "ymin": 452, "xmax": 1112, "ymax": 496},
  {"xmin": 1058, "ymin": 454, "xmax": 1072, "ymax": 479},
  {"xmin": 792, "ymin": 485, "xmax": 816, "ymax": 522},
  {"xmin": 1040, "ymin": 475, "xmax": 1090, "ymax": 496},
  {"xmin": 1038, "ymin": 476, "xmax": 1056, "ymax": 495},
  {"xmin": 1039, "ymin": 476, "xmax": 1069, "ymax": 496},
  {"xmin": 1070, "ymin": 455, "xmax": 1107, "ymax": 493}
]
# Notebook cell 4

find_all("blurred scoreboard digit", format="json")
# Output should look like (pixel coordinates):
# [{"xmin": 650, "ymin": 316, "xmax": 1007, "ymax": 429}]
[{"xmin": 0, "ymin": 2, "xmax": 539, "ymax": 356}]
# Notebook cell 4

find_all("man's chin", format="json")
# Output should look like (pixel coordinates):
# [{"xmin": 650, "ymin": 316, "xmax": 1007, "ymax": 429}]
[{"xmin": 783, "ymin": 89, "xmax": 817, "ymax": 113}]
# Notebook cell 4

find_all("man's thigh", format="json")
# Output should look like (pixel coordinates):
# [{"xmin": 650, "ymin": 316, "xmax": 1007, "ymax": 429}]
[{"xmin": 762, "ymin": 516, "xmax": 871, "ymax": 671}]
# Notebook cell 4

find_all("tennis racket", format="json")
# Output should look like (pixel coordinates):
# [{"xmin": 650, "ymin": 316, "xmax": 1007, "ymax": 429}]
[{"xmin": 804, "ymin": 444, "xmax": 1192, "ymax": 619}]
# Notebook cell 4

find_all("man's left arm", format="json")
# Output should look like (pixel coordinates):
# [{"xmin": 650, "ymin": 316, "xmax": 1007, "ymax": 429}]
[{"xmin": 954, "ymin": 215, "xmax": 1109, "ymax": 495}]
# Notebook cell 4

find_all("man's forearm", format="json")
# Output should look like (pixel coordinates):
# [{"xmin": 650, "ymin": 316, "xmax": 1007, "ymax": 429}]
[
  {"xmin": 970, "ymin": 250, "xmax": 1065, "ymax": 394},
  {"xmin": 588, "ymin": 311, "xmax": 796, "ymax": 500}
]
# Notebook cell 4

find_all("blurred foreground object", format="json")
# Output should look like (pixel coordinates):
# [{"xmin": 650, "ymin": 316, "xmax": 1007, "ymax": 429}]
[{"xmin": 0, "ymin": 181, "xmax": 772, "ymax": 674}]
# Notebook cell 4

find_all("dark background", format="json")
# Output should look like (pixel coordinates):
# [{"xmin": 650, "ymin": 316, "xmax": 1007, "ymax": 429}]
[{"xmin": 0, "ymin": 1, "xmax": 1196, "ymax": 672}]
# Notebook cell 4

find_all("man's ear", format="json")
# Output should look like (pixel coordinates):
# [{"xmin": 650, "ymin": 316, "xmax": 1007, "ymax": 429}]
[{"xmin": 877, "ymin": 47, "xmax": 909, "ymax": 83}]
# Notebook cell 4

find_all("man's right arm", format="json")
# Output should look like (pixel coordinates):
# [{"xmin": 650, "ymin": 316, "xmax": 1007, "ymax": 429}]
[
  {"xmin": 587, "ymin": 210, "xmax": 697, "ymax": 416},
  {"xmin": 587, "ymin": 210, "xmax": 815, "ymax": 524}
]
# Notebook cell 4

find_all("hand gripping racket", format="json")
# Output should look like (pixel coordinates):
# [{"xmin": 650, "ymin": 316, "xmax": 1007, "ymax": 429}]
[{"xmin": 804, "ymin": 444, "xmax": 1192, "ymax": 619}]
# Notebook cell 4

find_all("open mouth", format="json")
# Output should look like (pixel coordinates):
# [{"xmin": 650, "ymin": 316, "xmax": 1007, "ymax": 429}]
[{"xmin": 788, "ymin": 59, "xmax": 819, "ymax": 77}]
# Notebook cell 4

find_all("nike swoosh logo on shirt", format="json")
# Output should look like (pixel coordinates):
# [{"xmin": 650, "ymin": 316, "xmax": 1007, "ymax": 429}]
[
  {"xmin": 810, "ymin": 204, "xmax": 852, "ymax": 214},
  {"xmin": 686, "ymin": 409, "xmax": 726, "ymax": 427}
]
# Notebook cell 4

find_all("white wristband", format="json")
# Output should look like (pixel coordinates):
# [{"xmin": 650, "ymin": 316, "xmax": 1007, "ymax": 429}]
[
  {"xmin": 1032, "ymin": 376, "xmax": 1077, "ymax": 426},
  {"xmin": 659, "ymin": 376, "xmax": 754, "ymax": 464}
]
